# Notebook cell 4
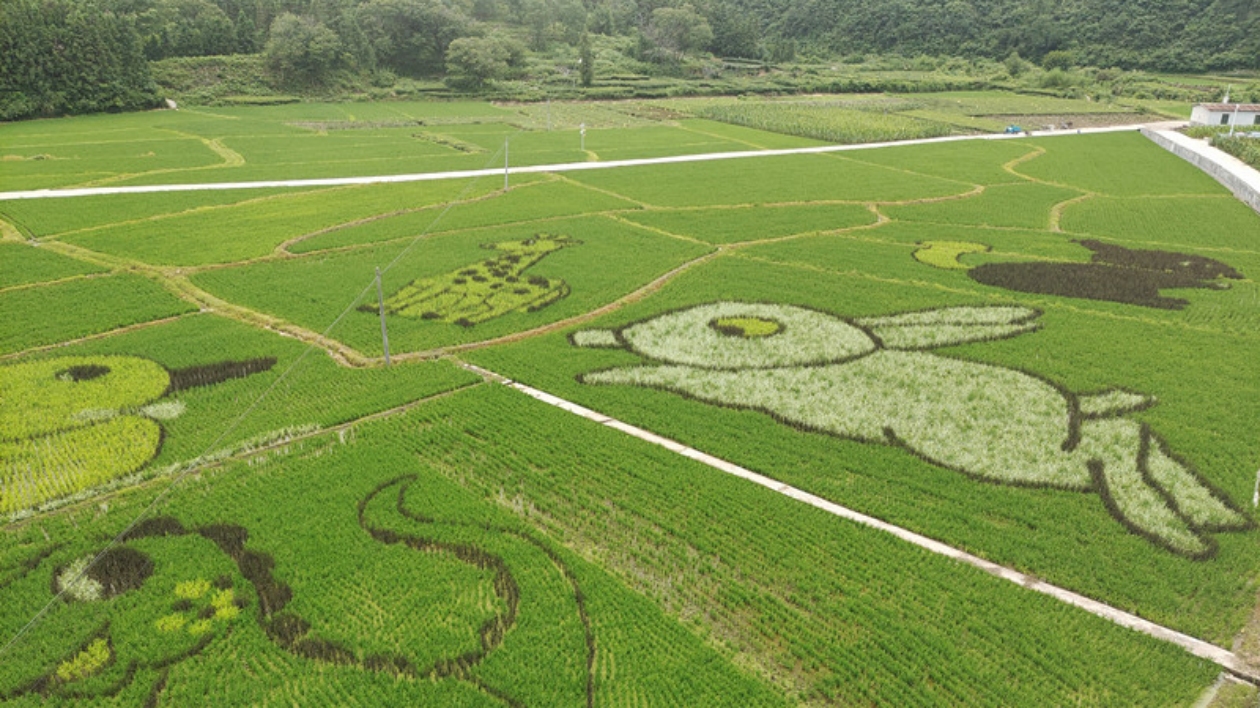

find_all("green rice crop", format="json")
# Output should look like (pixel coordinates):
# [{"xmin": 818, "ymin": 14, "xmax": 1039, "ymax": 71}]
[
  {"xmin": 836, "ymin": 138, "xmax": 1033, "ymax": 185},
  {"xmin": 2, "ymin": 100, "xmax": 1259, "ymax": 706},
  {"xmin": 884, "ymin": 182, "xmax": 1082, "ymax": 229},
  {"xmin": 389, "ymin": 385, "xmax": 1216, "ymax": 705},
  {"xmin": 43, "ymin": 314, "xmax": 479, "ymax": 468},
  {"xmin": 692, "ymin": 101, "xmax": 953, "ymax": 144},
  {"xmin": 619, "ymin": 203, "xmax": 877, "ymax": 244},
  {"xmin": 1019, "ymin": 132, "xmax": 1225, "ymax": 196},
  {"xmin": 0, "ymin": 189, "xmax": 302, "ymax": 239},
  {"xmin": 0, "ymin": 243, "xmax": 106, "ymax": 289},
  {"xmin": 193, "ymin": 215, "xmax": 712, "ymax": 355},
  {"xmin": 465, "ymin": 250, "xmax": 1260, "ymax": 643},
  {"xmin": 566, "ymin": 153, "xmax": 969, "ymax": 207},
  {"xmin": 58, "ymin": 179, "xmax": 514, "ymax": 266},
  {"xmin": 1061, "ymin": 194, "xmax": 1260, "ymax": 250},
  {"xmin": 0, "ymin": 395, "xmax": 789, "ymax": 706},
  {"xmin": 0, "ymin": 274, "xmax": 196, "ymax": 355}
]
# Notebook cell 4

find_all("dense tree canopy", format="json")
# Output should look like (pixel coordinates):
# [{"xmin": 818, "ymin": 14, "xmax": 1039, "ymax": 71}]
[{"xmin": 0, "ymin": 0, "xmax": 161, "ymax": 120}]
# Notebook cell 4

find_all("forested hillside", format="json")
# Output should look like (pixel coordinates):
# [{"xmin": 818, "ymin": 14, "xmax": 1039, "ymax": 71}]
[{"xmin": 1, "ymin": 0, "xmax": 1258, "ymax": 120}]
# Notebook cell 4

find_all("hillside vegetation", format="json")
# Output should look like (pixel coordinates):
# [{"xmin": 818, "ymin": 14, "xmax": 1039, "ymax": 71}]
[{"xmin": 2, "ymin": 0, "xmax": 1259, "ymax": 120}]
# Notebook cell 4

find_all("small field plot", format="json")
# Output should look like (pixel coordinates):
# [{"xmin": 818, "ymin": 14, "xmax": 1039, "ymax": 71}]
[
  {"xmin": 0, "ymin": 188, "xmax": 300, "ymax": 239},
  {"xmin": 57, "ymin": 179, "xmax": 515, "ymax": 266},
  {"xmin": 193, "ymin": 215, "xmax": 711, "ymax": 355},
  {"xmin": 835, "ymin": 137, "xmax": 1035, "ymax": 185},
  {"xmin": 619, "ymin": 203, "xmax": 878, "ymax": 244},
  {"xmin": 0, "ymin": 136, "xmax": 225, "ymax": 191},
  {"xmin": 566, "ymin": 152, "xmax": 970, "ymax": 207},
  {"xmin": 0, "ymin": 273, "xmax": 195, "ymax": 355},
  {"xmin": 688, "ymin": 99, "xmax": 954, "ymax": 144},
  {"xmin": 1018, "ymin": 131, "xmax": 1224, "ymax": 196},
  {"xmin": 675, "ymin": 118, "xmax": 829, "ymax": 150},
  {"xmin": 1061, "ymin": 194, "xmax": 1260, "ymax": 251},
  {"xmin": 0, "ymin": 243, "xmax": 106, "ymax": 289},
  {"xmin": 290, "ymin": 178, "xmax": 639, "ymax": 254},
  {"xmin": 883, "ymin": 181, "xmax": 1082, "ymax": 229}
]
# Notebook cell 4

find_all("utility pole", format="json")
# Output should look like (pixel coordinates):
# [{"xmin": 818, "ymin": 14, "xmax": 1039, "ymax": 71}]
[
  {"xmin": 375, "ymin": 267, "xmax": 391, "ymax": 366},
  {"xmin": 1230, "ymin": 103, "xmax": 1240, "ymax": 137}
]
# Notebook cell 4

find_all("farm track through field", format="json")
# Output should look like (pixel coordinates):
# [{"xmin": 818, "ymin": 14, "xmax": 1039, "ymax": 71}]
[{"xmin": 460, "ymin": 364, "xmax": 1260, "ymax": 684}]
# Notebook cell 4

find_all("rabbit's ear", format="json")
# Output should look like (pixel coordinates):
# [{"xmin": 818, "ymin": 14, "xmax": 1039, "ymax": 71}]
[
  {"xmin": 569, "ymin": 329, "xmax": 622, "ymax": 348},
  {"xmin": 855, "ymin": 305, "xmax": 1040, "ymax": 350}
]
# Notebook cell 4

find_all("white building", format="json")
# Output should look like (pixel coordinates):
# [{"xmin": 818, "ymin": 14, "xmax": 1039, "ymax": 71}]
[{"xmin": 1191, "ymin": 103, "xmax": 1260, "ymax": 128}]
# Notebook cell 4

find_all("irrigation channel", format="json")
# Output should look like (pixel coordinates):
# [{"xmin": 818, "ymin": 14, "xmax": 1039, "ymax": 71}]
[{"xmin": 6, "ymin": 119, "xmax": 1259, "ymax": 688}]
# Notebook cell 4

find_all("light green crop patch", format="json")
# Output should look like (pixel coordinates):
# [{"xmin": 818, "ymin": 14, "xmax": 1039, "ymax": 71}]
[
  {"xmin": 374, "ymin": 234, "xmax": 580, "ymax": 326},
  {"xmin": 912, "ymin": 240, "xmax": 990, "ymax": 270},
  {"xmin": 575, "ymin": 302, "xmax": 1253, "ymax": 559},
  {"xmin": 55, "ymin": 638, "xmax": 111, "ymax": 683},
  {"xmin": 0, "ymin": 354, "xmax": 274, "ymax": 514}
]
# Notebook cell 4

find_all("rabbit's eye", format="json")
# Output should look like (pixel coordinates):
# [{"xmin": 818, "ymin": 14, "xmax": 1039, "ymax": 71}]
[{"xmin": 711, "ymin": 317, "xmax": 784, "ymax": 339}]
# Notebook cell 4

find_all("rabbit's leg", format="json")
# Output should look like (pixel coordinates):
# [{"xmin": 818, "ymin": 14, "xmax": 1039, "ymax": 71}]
[
  {"xmin": 1142, "ymin": 427, "xmax": 1251, "ymax": 531},
  {"xmin": 1082, "ymin": 419, "xmax": 1211, "ymax": 557}
]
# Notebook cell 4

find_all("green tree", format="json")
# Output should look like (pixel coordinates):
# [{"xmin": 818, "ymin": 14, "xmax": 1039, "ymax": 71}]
[
  {"xmin": 1042, "ymin": 49, "xmax": 1074, "ymax": 71},
  {"xmin": 707, "ymin": 5, "xmax": 758, "ymax": 59},
  {"xmin": 136, "ymin": 0, "xmax": 236, "ymax": 59},
  {"xmin": 646, "ymin": 4, "xmax": 712, "ymax": 61},
  {"xmin": 264, "ymin": 13, "xmax": 345, "ymax": 87},
  {"xmin": 444, "ymin": 35, "xmax": 510, "ymax": 88},
  {"xmin": 579, "ymin": 31, "xmax": 594, "ymax": 86},
  {"xmin": 358, "ymin": 0, "xmax": 471, "ymax": 76}
]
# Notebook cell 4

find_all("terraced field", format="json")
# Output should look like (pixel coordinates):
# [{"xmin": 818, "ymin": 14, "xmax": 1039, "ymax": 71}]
[{"xmin": 2, "ymin": 98, "xmax": 1259, "ymax": 706}]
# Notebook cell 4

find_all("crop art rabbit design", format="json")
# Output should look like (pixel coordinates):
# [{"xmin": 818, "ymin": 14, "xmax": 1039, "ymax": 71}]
[{"xmin": 572, "ymin": 302, "xmax": 1252, "ymax": 558}]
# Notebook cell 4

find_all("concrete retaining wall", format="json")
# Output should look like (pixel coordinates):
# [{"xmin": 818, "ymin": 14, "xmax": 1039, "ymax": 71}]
[{"xmin": 1142, "ymin": 128, "xmax": 1260, "ymax": 216}]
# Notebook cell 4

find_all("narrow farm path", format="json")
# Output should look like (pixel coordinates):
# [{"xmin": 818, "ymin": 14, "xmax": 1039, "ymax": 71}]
[{"xmin": 454, "ymin": 361, "xmax": 1260, "ymax": 684}]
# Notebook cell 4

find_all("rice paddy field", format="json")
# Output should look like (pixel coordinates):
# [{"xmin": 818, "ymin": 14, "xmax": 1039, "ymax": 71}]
[{"xmin": 2, "ymin": 94, "xmax": 1259, "ymax": 706}]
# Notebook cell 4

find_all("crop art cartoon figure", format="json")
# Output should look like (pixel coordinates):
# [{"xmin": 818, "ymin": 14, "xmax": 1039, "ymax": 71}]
[
  {"xmin": 1, "ymin": 355, "xmax": 275, "ymax": 514},
  {"xmin": 367, "ymin": 234, "xmax": 580, "ymax": 327},
  {"xmin": 572, "ymin": 302, "xmax": 1252, "ymax": 558}
]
